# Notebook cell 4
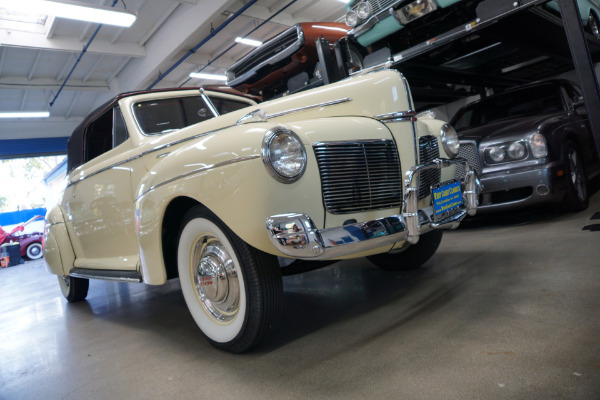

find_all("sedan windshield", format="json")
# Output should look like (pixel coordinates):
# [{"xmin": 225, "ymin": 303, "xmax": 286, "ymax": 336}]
[{"xmin": 452, "ymin": 84, "xmax": 564, "ymax": 132}]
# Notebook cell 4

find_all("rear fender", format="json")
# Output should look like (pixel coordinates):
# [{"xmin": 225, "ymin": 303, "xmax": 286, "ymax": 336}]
[{"xmin": 44, "ymin": 205, "xmax": 75, "ymax": 277}]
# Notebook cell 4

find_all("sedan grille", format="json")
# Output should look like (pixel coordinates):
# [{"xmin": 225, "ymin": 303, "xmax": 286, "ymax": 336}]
[
  {"xmin": 349, "ymin": 0, "xmax": 400, "ymax": 15},
  {"xmin": 418, "ymin": 135, "xmax": 441, "ymax": 199},
  {"xmin": 313, "ymin": 140, "xmax": 402, "ymax": 214},
  {"xmin": 455, "ymin": 142, "xmax": 482, "ymax": 180}
]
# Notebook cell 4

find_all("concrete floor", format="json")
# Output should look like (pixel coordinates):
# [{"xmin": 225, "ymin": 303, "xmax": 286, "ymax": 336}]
[{"xmin": 1, "ymin": 192, "xmax": 600, "ymax": 400}]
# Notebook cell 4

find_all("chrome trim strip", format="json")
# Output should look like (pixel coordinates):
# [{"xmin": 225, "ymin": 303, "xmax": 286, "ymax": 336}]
[
  {"xmin": 136, "ymin": 154, "xmax": 261, "ymax": 201},
  {"xmin": 69, "ymin": 268, "xmax": 143, "ymax": 283},
  {"xmin": 374, "ymin": 110, "xmax": 417, "ymax": 120},
  {"xmin": 68, "ymin": 126, "xmax": 233, "ymax": 187},
  {"xmin": 266, "ymin": 98, "xmax": 353, "ymax": 120}
]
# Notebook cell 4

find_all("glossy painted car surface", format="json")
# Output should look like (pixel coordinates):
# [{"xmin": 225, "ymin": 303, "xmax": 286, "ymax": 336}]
[
  {"xmin": 346, "ymin": 0, "xmax": 600, "ymax": 48},
  {"xmin": 451, "ymin": 80, "xmax": 600, "ymax": 213},
  {"xmin": 44, "ymin": 68, "xmax": 480, "ymax": 352},
  {"xmin": 226, "ymin": 22, "xmax": 350, "ymax": 99}
]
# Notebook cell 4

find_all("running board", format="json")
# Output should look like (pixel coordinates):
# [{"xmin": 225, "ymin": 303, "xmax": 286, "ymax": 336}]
[{"xmin": 69, "ymin": 268, "xmax": 143, "ymax": 283}]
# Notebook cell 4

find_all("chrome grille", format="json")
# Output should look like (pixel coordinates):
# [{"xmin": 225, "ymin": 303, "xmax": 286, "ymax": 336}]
[
  {"xmin": 350, "ymin": 0, "xmax": 400, "ymax": 15},
  {"xmin": 418, "ymin": 135, "xmax": 441, "ymax": 199},
  {"xmin": 313, "ymin": 140, "xmax": 402, "ymax": 214},
  {"xmin": 455, "ymin": 142, "xmax": 482, "ymax": 180}
]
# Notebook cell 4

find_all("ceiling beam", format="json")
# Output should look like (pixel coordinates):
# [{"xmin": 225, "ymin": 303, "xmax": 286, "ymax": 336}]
[
  {"xmin": 0, "ymin": 30, "xmax": 146, "ymax": 58},
  {"xmin": 0, "ymin": 77, "xmax": 110, "ymax": 92},
  {"xmin": 228, "ymin": 2, "xmax": 302, "ymax": 26},
  {"xmin": 115, "ymin": 0, "xmax": 238, "ymax": 92}
]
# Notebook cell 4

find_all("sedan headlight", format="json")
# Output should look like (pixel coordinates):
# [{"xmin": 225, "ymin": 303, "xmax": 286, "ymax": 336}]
[
  {"xmin": 262, "ymin": 127, "xmax": 306, "ymax": 183},
  {"xmin": 529, "ymin": 132, "xmax": 548, "ymax": 158},
  {"xmin": 356, "ymin": 2, "xmax": 372, "ymax": 20},
  {"xmin": 345, "ymin": 10, "xmax": 359, "ymax": 28},
  {"xmin": 484, "ymin": 140, "xmax": 529, "ymax": 164},
  {"xmin": 440, "ymin": 123, "xmax": 460, "ymax": 157}
]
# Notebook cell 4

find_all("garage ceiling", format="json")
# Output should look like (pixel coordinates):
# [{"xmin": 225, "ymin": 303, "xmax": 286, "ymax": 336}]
[{"xmin": 0, "ymin": 0, "xmax": 347, "ymax": 148}]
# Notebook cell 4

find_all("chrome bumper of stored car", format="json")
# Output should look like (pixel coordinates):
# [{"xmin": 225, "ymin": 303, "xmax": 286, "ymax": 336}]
[{"xmin": 266, "ymin": 158, "xmax": 480, "ymax": 260}]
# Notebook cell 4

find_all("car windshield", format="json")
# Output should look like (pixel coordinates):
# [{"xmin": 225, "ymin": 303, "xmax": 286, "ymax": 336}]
[
  {"xmin": 133, "ymin": 95, "xmax": 250, "ymax": 135},
  {"xmin": 451, "ymin": 84, "xmax": 564, "ymax": 132}
]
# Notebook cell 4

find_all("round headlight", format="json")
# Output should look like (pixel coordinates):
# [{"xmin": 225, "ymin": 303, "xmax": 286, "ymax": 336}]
[
  {"xmin": 529, "ymin": 132, "xmax": 548, "ymax": 158},
  {"xmin": 507, "ymin": 141, "xmax": 527, "ymax": 160},
  {"xmin": 440, "ymin": 123, "xmax": 460, "ymax": 157},
  {"xmin": 488, "ymin": 146, "xmax": 505, "ymax": 162},
  {"xmin": 345, "ymin": 10, "xmax": 359, "ymax": 28},
  {"xmin": 262, "ymin": 127, "xmax": 306, "ymax": 183},
  {"xmin": 356, "ymin": 2, "xmax": 372, "ymax": 20}
]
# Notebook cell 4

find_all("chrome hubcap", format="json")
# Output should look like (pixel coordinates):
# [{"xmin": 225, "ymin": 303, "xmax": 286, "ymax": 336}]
[
  {"xmin": 191, "ymin": 235, "xmax": 240, "ymax": 323},
  {"xmin": 568, "ymin": 148, "xmax": 587, "ymax": 201}
]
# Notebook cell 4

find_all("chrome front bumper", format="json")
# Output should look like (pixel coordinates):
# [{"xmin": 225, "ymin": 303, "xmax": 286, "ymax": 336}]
[{"xmin": 266, "ymin": 158, "xmax": 480, "ymax": 260}]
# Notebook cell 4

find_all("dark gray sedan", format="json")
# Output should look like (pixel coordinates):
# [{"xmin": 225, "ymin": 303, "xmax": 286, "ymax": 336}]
[{"xmin": 452, "ymin": 80, "xmax": 600, "ymax": 213}]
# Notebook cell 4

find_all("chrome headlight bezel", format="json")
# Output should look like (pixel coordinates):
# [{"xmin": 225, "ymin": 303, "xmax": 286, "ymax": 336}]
[
  {"xmin": 356, "ymin": 1, "xmax": 372, "ymax": 20},
  {"xmin": 345, "ymin": 10, "xmax": 359, "ymax": 28},
  {"xmin": 483, "ymin": 139, "xmax": 530, "ymax": 164},
  {"xmin": 440, "ymin": 123, "xmax": 460, "ymax": 158},
  {"xmin": 262, "ymin": 127, "xmax": 307, "ymax": 183}
]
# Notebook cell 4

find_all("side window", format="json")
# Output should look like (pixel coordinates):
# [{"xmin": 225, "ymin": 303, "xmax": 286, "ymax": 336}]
[
  {"xmin": 84, "ymin": 107, "xmax": 130, "ymax": 163},
  {"xmin": 113, "ymin": 107, "xmax": 129, "ymax": 147},
  {"xmin": 208, "ymin": 96, "xmax": 251, "ymax": 115},
  {"xmin": 133, "ymin": 96, "xmax": 213, "ymax": 135},
  {"xmin": 85, "ymin": 109, "xmax": 113, "ymax": 162}
]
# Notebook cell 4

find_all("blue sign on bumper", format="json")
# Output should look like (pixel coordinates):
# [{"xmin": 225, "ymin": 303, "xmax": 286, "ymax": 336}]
[{"xmin": 432, "ymin": 180, "xmax": 462, "ymax": 221}]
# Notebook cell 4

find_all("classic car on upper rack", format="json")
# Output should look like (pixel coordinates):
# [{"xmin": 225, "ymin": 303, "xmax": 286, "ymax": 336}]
[
  {"xmin": 344, "ymin": 0, "xmax": 600, "ymax": 54},
  {"xmin": 44, "ymin": 68, "xmax": 480, "ymax": 353},
  {"xmin": 452, "ymin": 79, "xmax": 599, "ymax": 213},
  {"xmin": 226, "ymin": 22, "xmax": 361, "ymax": 100}
]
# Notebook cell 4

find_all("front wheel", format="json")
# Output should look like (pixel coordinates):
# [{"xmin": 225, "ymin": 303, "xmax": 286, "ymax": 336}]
[
  {"xmin": 58, "ymin": 275, "xmax": 89, "ymax": 302},
  {"xmin": 25, "ymin": 242, "xmax": 43, "ymax": 260},
  {"xmin": 367, "ymin": 230, "xmax": 443, "ymax": 271},
  {"xmin": 177, "ymin": 206, "xmax": 282, "ymax": 353},
  {"xmin": 561, "ymin": 141, "xmax": 589, "ymax": 212},
  {"xmin": 588, "ymin": 13, "xmax": 600, "ymax": 40}
]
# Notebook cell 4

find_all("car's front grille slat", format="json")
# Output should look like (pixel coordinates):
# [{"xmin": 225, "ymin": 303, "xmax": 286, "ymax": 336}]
[
  {"xmin": 418, "ymin": 135, "xmax": 441, "ymax": 199},
  {"xmin": 313, "ymin": 140, "xmax": 402, "ymax": 214}
]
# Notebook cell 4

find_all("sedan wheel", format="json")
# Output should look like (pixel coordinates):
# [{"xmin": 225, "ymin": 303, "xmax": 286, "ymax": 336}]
[
  {"xmin": 25, "ymin": 242, "xmax": 43, "ymax": 260},
  {"xmin": 561, "ymin": 141, "xmax": 589, "ymax": 211},
  {"xmin": 58, "ymin": 275, "xmax": 89, "ymax": 302},
  {"xmin": 589, "ymin": 13, "xmax": 600, "ymax": 40},
  {"xmin": 177, "ymin": 206, "xmax": 282, "ymax": 353}
]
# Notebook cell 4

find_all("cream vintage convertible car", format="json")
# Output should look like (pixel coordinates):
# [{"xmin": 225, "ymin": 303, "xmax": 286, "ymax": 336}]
[{"xmin": 44, "ymin": 68, "xmax": 480, "ymax": 353}]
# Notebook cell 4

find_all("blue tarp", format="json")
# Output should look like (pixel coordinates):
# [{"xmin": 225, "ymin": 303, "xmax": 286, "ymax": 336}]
[{"xmin": 0, "ymin": 208, "xmax": 46, "ymax": 226}]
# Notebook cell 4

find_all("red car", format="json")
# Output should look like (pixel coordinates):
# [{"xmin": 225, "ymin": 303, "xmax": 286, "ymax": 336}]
[{"xmin": 0, "ymin": 215, "xmax": 45, "ymax": 261}]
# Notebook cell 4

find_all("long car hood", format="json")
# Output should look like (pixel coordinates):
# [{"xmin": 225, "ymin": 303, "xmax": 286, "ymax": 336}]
[{"xmin": 456, "ymin": 113, "xmax": 559, "ymax": 142}]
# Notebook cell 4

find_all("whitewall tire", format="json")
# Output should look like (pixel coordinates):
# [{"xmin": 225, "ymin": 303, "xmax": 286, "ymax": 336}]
[{"xmin": 177, "ymin": 206, "xmax": 282, "ymax": 353}]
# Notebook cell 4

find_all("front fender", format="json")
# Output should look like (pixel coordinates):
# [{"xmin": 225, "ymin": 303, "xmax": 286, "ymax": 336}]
[
  {"xmin": 44, "ymin": 205, "xmax": 75, "ymax": 277},
  {"xmin": 135, "ymin": 117, "xmax": 394, "ymax": 283}
]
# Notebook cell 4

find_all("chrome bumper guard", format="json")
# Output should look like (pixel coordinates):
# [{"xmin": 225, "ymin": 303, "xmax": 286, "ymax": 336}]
[{"xmin": 266, "ymin": 158, "xmax": 480, "ymax": 260}]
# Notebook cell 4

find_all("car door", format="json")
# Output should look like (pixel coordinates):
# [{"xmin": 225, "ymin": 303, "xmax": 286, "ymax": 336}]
[{"xmin": 64, "ymin": 106, "xmax": 139, "ymax": 271}]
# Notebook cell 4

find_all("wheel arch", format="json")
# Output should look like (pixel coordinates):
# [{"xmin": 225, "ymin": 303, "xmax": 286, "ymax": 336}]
[{"xmin": 161, "ymin": 196, "xmax": 201, "ymax": 280}]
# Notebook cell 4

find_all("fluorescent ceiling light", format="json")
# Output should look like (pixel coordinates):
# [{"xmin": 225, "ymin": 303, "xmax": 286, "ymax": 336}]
[
  {"xmin": 235, "ymin": 37, "xmax": 263, "ymax": 47},
  {"xmin": 0, "ymin": 0, "xmax": 137, "ymax": 27},
  {"xmin": 189, "ymin": 72, "xmax": 227, "ymax": 81},
  {"xmin": 0, "ymin": 111, "xmax": 50, "ymax": 118}
]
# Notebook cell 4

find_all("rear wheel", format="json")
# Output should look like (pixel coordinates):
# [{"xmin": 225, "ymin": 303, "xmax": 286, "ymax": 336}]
[
  {"xmin": 561, "ymin": 141, "xmax": 589, "ymax": 212},
  {"xmin": 177, "ymin": 206, "xmax": 282, "ymax": 353},
  {"xmin": 367, "ymin": 230, "xmax": 443, "ymax": 271},
  {"xmin": 58, "ymin": 275, "xmax": 89, "ymax": 302}
]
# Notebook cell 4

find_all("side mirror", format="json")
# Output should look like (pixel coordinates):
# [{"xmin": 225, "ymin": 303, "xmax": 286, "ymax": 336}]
[{"xmin": 572, "ymin": 96, "xmax": 585, "ymax": 109}]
